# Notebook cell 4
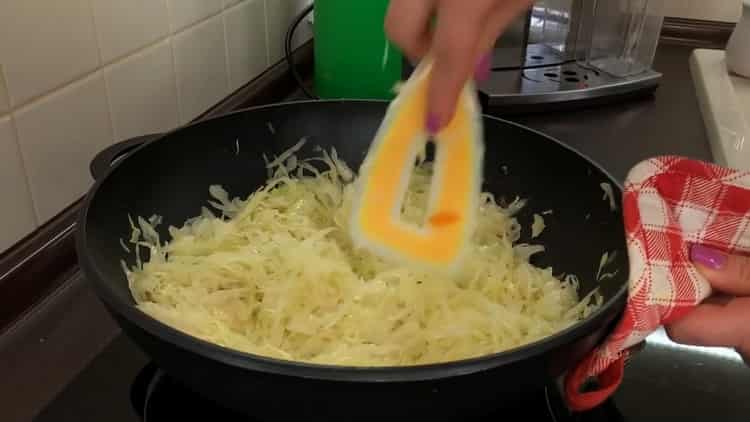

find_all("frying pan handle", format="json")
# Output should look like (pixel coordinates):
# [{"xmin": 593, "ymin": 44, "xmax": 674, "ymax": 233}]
[{"xmin": 90, "ymin": 133, "xmax": 162, "ymax": 181}]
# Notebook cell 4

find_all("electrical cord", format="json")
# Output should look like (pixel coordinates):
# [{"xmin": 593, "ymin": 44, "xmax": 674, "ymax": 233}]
[{"xmin": 285, "ymin": 3, "xmax": 317, "ymax": 99}]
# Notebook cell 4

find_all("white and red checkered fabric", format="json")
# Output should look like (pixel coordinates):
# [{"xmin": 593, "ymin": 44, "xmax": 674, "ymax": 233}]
[{"xmin": 564, "ymin": 155, "xmax": 750, "ymax": 411}]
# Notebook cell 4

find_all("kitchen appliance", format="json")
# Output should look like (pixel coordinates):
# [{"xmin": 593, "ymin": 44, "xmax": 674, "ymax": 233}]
[
  {"xmin": 297, "ymin": 0, "xmax": 664, "ymax": 111},
  {"xmin": 480, "ymin": 0, "xmax": 665, "ymax": 111},
  {"xmin": 75, "ymin": 100, "xmax": 629, "ymax": 421}
]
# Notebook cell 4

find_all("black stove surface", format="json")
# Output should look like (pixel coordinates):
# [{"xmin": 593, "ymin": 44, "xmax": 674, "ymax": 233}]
[
  {"xmin": 36, "ymin": 328, "xmax": 750, "ymax": 422},
  {"xmin": 126, "ymin": 363, "xmax": 623, "ymax": 422}
]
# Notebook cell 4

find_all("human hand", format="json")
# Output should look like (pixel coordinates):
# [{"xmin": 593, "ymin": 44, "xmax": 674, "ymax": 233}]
[
  {"xmin": 384, "ymin": 0, "xmax": 534, "ymax": 133},
  {"xmin": 665, "ymin": 244, "xmax": 750, "ymax": 363}
]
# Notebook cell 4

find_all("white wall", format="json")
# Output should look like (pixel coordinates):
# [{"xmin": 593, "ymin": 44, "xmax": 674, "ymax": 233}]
[
  {"xmin": 0, "ymin": 0, "xmax": 312, "ymax": 253},
  {"xmin": 664, "ymin": 0, "xmax": 743, "ymax": 22}
]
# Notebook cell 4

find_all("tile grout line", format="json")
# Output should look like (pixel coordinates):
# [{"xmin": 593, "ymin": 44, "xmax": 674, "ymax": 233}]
[
  {"xmin": 166, "ymin": 0, "xmax": 177, "ymax": 34},
  {"xmin": 171, "ymin": 10, "xmax": 231, "ymax": 123},
  {"xmin": 254, "ymin": 0, "xmax": 271, "ymax": 72},
  {"xmin": 169, "ymin": 4, "xmax": 225, "ymax": 36},
  {"xmin": 87, "ymin": 0, "xmax": 105, "ymax": 70},
  {"xmin": 1, "ymin": 61, "xmax": 39, "ymax": 227},
  {"xmin": 100, "ymin": 71, "xmax": 117, "ymax": 146},
  {"xmin": 0, "ymin": 63, "xmax": 9, "ymax": 116},
  {"xmin": 222, "ymin": 0, "xmax": 258, "ymax": 92},
  {"xmin": 222, "ymin": 9, "xmax": 234, "ymax": 91},
  {"xmin": 169, "ymin": 42, "xmax": 185, "ymax": 124},
  {"xmin": 6, "ymin": 111, "xmax": 41, "ymax": 228},
  {"xmin": 172, "ymin": 3, "xmax": 234, "ymax": 123},
  {"xmin": 86, "ymin": 0, "xmax": 117, "ymax": 146},
  {"xmin": 166, "ymin": 2, "xmax": 184, "ymax": 124}
]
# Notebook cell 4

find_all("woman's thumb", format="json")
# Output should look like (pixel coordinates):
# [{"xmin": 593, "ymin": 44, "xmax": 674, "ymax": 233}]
[{"xmin": 690, "ymin": 244, "xmax": 750, "ymax": 296}]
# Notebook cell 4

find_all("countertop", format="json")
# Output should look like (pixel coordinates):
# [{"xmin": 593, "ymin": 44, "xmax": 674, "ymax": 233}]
[
  {"xmin": 8, "ymin": 42, "xmax": 717, "ymax": 422},
  {"xmin": 505, "ymin": 44, "xmax": 714, "ymax": 181}
]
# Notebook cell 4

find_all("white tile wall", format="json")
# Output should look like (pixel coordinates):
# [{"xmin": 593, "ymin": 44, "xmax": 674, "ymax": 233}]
[
  {"xmin": 0, "ymin": 0, "xmax": 311, "ymax": 254},
  {"xmin": 173, "ymin": 14, "xmax": 230, "ymax": 123},
  {"xmin": 0, "ymin": 0, "xmax": 101, "ymax": 107},
  {"xmin": 225, "ymin": 0, "xmax": 269, "ymax": 91},
  {"xmin": 14, "ymin": 73, "xmax": 114, "ymax": 222},
  {"xmin": 91, "ymin": 0, "xmax": 170, "ymax": 64},
  {"xmin": 0, "ymin": 117, "xmax": 37, "ymax": 251},
  {"xmin": 104, "ymin": 40, "xmax": 180, "ymax": 141}
]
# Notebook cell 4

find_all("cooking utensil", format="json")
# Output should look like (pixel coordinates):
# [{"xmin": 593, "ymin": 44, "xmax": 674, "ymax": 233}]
[
  {"xmin": 76, "ymin": 100, "xmax": 628, "ymax": 421},
  {"xmin": 351, "ymin": 58, "xmax": 484, "ymax": 271}
]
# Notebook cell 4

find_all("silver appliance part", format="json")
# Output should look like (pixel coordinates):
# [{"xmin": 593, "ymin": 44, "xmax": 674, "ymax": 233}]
[{"xmin": 480, "ymin": 0, "xmax": 662, "ymax": 110}]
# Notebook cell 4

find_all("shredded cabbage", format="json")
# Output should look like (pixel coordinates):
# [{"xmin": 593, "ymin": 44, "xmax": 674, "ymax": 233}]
[
  {"xmin": 123, "ymin": 142, "xmax": 602, "ymax": 367},
  {"xmin": 600, "ymin": 182, "xmax": 617, "ymax": 211},
  {"xmin": 596, "ymin": 251, "xmax": 619, "ymax": 282},
  {"xmin": 531, "ymin": 214, "xmax": 545, "ymax": 238}
]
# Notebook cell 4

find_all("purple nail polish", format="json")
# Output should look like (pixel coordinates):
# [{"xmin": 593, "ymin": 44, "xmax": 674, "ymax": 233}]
[
  {"xmin": 426, "ymin": 113, "xmax": 441, "ymax": 134},
  {"xmin": 475, "ymin": 53, "xmax": 492, "ymax": 82},
  {"xmin": 690, "ymin": 244, "xmax": 727, "ymax": 270}
]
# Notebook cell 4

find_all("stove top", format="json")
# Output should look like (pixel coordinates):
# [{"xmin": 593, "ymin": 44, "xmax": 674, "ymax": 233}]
[
  {"xmin": 35, "ymin": 327, "xmax": 750, "ymax": 422},
  {"xmin": 126, "ymin": 363, "xmax": 623, "ymax": 422}
]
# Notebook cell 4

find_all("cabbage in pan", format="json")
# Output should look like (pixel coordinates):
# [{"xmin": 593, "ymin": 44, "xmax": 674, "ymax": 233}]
[{"xmin": 123, "ymin": 140, "xmax": 602, "ymax": 366}]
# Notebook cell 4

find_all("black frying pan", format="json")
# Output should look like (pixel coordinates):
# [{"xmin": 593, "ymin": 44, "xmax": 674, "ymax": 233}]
[{"xmin": 76, "ymin": 100, "xmax": 628, "ymax": 421}]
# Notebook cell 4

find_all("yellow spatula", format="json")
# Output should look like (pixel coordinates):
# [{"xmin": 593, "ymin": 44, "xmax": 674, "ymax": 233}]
[{"xmin": 350, "ymin": 57, "xmax": 484, "ymax": 273}]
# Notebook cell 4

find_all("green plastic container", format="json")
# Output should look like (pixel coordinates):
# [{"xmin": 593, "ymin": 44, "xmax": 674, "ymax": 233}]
[{"xmin": 313, "ymin": 0, "xmax": 402, "ymax": 99}]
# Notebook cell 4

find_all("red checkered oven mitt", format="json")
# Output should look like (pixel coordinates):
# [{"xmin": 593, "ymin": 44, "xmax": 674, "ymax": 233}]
[{"xmin": 564, "ymin": 155, "xmax": 750, "ymax": 411}]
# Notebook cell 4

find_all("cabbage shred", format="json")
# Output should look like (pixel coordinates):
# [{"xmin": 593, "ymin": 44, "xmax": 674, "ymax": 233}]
[{"xmin": 124, "ymin": 142, "xmax": 602, "ymax": 367}]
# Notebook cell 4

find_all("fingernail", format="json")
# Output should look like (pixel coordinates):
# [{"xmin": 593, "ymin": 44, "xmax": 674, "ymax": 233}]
[
  {"xmin": 475, "ymin": 53, "xmax": 492, "ymax": 82},
  {"xmin": 690, "ymin": 244, "xmax": 727, "ymax": 270},
  {"xmin": 426, "ymin": 113, "xmax": 441, "ymax": 134}
]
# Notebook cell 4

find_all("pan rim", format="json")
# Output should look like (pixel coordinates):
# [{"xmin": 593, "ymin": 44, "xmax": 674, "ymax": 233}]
[{"xmin": 76, "ymin": 98, "xmax": 628, "ymax": 382}]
